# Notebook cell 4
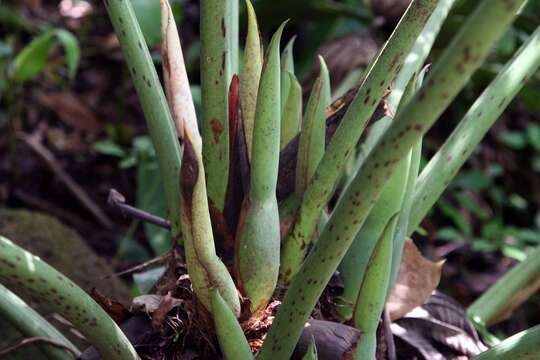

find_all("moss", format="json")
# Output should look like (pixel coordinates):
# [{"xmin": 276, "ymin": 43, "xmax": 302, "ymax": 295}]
[{"xmin": 0, "ymin": 208, "xmax": 130, "ymax": 305}]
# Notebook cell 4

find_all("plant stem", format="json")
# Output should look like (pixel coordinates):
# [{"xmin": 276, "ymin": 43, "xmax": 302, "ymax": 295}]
[
  {"xmin": 201, "ymin": 0, "xmax": 232, "ymax": 211},
  {"xmin": 0, "ymin": 236, "xmax": 138, "ymax": 359},
  {"xmin": 234, "ymin": 23, "xmax": 286, "ymax": 313},
  {"xmin": 103, "ymin": 0, "xmax": 182, "ymax": 238},
  {"xmin": 0, "ymin": 283, "xmax": 79, "ymax": 360},
  {"xmin": 211, "ymin": 289, "xmax": 253, "ymax": 360},
  {"xmin": 467, "ymin": 244, "xmax": 540, "ymax": 327},
  {"xmin": 352, "ymin": 215, "xmax": 397, "ymax": 360},
  {"xmin": 161, "ymin": 0, "xmax": 240, "ymax": 316},
  {"xmin": 258, "ymin": 1, "xmax": 525, "ymax": 358},
  {"xmin": 240, "ymin": 0, "xmax": 262, "ymax": 160},
  {"xmin": 408, "ymin": 25, "xmax": 540, "ymax": 235},
  {"xmin": 472, "ymin": 324, "xmax": 540, "ymax": 360},
  {"xmin": 280, "ymin": 71, "xmax": 302, "ymax": 150},
  {"xmin": 279, "ymin": 0, "xmax": 438, "ymax": 283}
]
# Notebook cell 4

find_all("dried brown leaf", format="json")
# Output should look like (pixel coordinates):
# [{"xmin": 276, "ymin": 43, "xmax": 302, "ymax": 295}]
[
  {"xmin": 37, "ymin": 92, "xmax": 100, "ymax": 132},
  {"xmin": 387, "ymin": 239, "xmax": 444, "ymax": 321},
  {"xmin": 90, "ymin": 288, "xmax": 131, "ymax": 324},
  {"xmin": 150, "ymin": 292, "xmax": 184, "ymax": 331}
]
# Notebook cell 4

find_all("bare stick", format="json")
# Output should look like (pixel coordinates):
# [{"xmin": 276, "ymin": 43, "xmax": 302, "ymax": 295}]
[
  {"xmin": 17, "ymin": 131, "xmax": 113, "ymax": 229},
  {"xmin": 107, "ymin": 189, "xmax": 171, "ymax": 230},
  {"xmin": 0, "ymin": 336, "xmax": 78, "ymax": 358}
]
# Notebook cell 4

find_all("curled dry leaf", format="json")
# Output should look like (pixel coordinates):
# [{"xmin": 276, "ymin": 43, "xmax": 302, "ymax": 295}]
[
  {"xmin": 387, "ymin": 238, "xmax": 445, "ymax": 321},
  {"xmin": 90, "ymin": 288, "xmax": 131, "ymax": 324},
  {"xmin": 160, "ymin": 0, "xmax": 197, "ymax": 138}
]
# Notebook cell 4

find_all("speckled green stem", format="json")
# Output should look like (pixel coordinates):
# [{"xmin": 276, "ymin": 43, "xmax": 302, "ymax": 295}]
[
  {"xmin": 104, "ymin": 0, "xmax": 182, "ymax": 238},
  {"xmin": 0, "ymin": 236, "xmax": 138, "ymax": 359},
  {"xmin": 201, "ymin": 0, "xmax": 231, "ymax": 211},
  {"xmin": 279, "ymin": 58, "xmax": 330, "ymax": 283},
  {"xmin": 234, "ymin": 23, "xmax": 286, "ymax": 313},
  {"xmin": 0, "ymin": 283, "xmax": 79, "ymax": 360},
  {"xmin": 408, "ymin": 25, "xmax": 540, "ymax": 235},
  {"xmin": 279, "ymin": 0, "xmax": 438, "ymax": 283},
  {"xmin": 211, "ymin": 289, "xmax": 253, "ymax": 360},
  {"xmin": 294, "ymin": 57, "xmax": 330, "ymax": 196},
  {"xmin": 472, "ymin": 324, "xmax": 540, "ymax": 360},
  {"xmin": 240, "ymin": 0, "xmax": 262, "ymax": 160},
  {"xmin": 386, "ymin": 0, "xmax": 456, "ymax": 110},
  {"xmin": 353, "ymin": 216, "xmax": 397, "ymax": 360},
  {"xmin": 173, "ymin": 8, "xmax": 241, "ymax": 317},
  {"xmin": 336, "ymin": 145, "xmax": 409, "ymax": 321},
  {"xmin": 258, "ymin": 1, "xmax": 525, "ymax": 358},
  {"xmin": 336, "ymin": 72, "xmax": 421, "ymax": 320}
]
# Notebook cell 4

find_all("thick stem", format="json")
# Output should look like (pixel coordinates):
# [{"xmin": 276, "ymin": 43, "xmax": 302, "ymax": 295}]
[
  {"xmin": 467, "ymin": 245, "xmax": 540, "ymax": 327},
  {"xmin": 280, "ymin": 0, "xmax": 438, "ymax": 283},
  {"xmin": 103, "ymin": 0, "xmax": 182, "ymax": 238},
  {"xmin": 472, "ymin": 324, "xmax": 540, "ymax": 360},
  {"xmin": 211, "ymin": 289, "xmax": 253, "ymax": 360},
  {"xmin": 0, "ymin": 283, "xmax": 79, "ymax": 360},
  {"xmin": 258, "ymin": 1, "xmax": 525, "ymax": 358},
  {"xmin": 240, "ymin": 0, "xmax": 262, "ymax": 160},
  {"xmin": 201, "ymin": 0, "xmax": 232, "ymax": 211},
  {"xmin": 235, "ymin": 23, "xmax": 286, "ymax": 313},
  {"xmin": 0, "ymin": 236, "xmax": 138, "ymax": 360},
  {"xmin": 408, "ymin": 26, "xmax": 540, "ymax": 235}
]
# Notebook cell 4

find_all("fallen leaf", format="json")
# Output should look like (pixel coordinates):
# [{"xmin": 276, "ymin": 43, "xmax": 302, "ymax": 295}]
[
  {"xmin": 131, "ymin": 294, "xmax": 163, "ymax": 314},
  {"xmin": 90, "ymin": 288, "xmax": 131, "ymax": 323},
  {"xmin": 304, "ymin": 31, "xmax": 381, "ymax": 94},
  {"xmin": 392, "ymin": 292, "xmax": 486, "ymax": 359},
  {"xmin": 37, "ymin": 91, "xmax": 100, "ymax": 132},
  {"xmin": 151, "ymin": 292, "xmax": 183, "ymax": 331},
  {"xmin": 387, "ymin": 238, "xmax": 445, "ymax": 321}
]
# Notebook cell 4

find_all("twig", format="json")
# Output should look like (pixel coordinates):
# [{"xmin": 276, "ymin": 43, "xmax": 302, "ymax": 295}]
[
  {"xmin": 13, "ymin": 188, "xmax": 89, "ymax": 230},
  {"xmin": 17, "ymin": 131, "xmax": 114, "ymax": 229},
  {"xmin": 101, "ymin": 253, "xmax": 170, "ymax": 279},
  {"xmin": 0, "ymin": 336, "xmax": 78, "ymax": 358},
  {"xmin": 108, "ymin": 188, "xmax": 171, "ymax": 230},
  {"xmin": 384, "ymin": 307, "xmax": 396, "ymax": 360}
]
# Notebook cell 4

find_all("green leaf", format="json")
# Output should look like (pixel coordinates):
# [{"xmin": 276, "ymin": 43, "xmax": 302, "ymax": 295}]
[
  {"xmin": 211, "ymin": 289, "xmax": 254, "ymax": 360},
  {"xmin": 54, "ymin": 29, "xmax": 80, "ymax": 80},
  {"xmin": 132, "ymin": 0, "xmax": 162, "ymax": 47},
  {"xmin": 93, "ymin": 140, "xmax": 127, "ymax": 157},
  {"xmin": 301, "ymin": 337, "xmax": 318, "ymax": 360},
  {"xmin": 500, "ymin": 130, "xmax": 527, "ymax": 149},
  {"xmin": 12, "ymin": 31, "xmax": 55, "ymax": 82},
  {"xmin": 280, "ymin": 71, "xmax": 302, "ymax": 149},
  {"xmin": 240, "ymin": 0, "xmax": 263, "ymax": 159},
  {"xmin": 133, "ymin": 266, "xmax": 166, "ymax": 294},
  {"xmin": 453, "ymin": 170, "xmax": 492, "ymax": 191},
  {"xmin": 527, "ymin": 123, "xmax": 540, "ymax": 151},
  {"xmin": 12, "ymin": 28, "xmax": 81, "ymax": 83}
]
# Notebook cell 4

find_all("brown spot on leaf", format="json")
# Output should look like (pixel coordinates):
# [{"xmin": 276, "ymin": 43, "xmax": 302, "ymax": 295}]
[
  {"xmin": 210, "ymin": 119, "xmax": 224, "ymax": 144},
  {"xmin": 180, "ymin": 139, "xmax": 200, "ymax": 207},
  {"xmin": 221, "ymin": 17, "xmax": 226, "ymax": 37}
]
